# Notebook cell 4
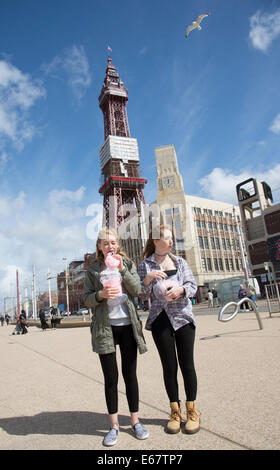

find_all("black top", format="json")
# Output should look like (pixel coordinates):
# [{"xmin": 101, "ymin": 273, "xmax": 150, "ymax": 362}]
[{"xmin": 163, "ymin": 269, "xmax": 177, "ymax": 277}]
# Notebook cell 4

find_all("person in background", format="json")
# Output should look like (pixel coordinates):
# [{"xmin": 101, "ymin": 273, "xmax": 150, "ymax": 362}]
[
  {"xmin": 39, "ymin": 309, "xmax": 49, "ymax": 331},
  {"xmin": 19, "ymin": 310, "xmax": 28, "ymax": 334},
  {"xmin": 245, "ymin": 280, "xmax": 257, "ymax": 309},
  {"xmin": 138, "ymin": 225, "xmax": 200, "ymax": 435},
  {"xmin": 211, "ymin": 288, "xmax": 219, "ymax": 307},
  {"xmin": 207, "ymin": 289, "xmax": 213, "ymax": 308},
  {"xmin": 238, "ymin": 284, "xmax": 249, "ymax": 311},
  {"xmin": 84, "ymin": 227, "xmax": 148, "ymax": 447}
]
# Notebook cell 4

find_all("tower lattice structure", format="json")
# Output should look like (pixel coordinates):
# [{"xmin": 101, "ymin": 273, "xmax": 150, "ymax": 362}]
[{"xmin": 98, "ymin": 56, "xmax": 147, "ymax": 261}]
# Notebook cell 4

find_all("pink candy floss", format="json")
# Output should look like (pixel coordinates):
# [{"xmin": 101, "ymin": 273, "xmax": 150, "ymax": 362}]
[{"xmin": 105, "ymin": 253, "xmax": 120, "ymax": 269}]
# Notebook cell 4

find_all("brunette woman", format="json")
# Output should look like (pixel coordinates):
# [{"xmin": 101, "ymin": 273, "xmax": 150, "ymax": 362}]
[{"xmin": 138, "ymin": 225, "xmax": 200, "ymax": 434}]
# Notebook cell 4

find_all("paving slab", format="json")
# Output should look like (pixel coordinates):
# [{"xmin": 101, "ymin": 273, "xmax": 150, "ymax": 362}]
[{"xmin": 0, "ymin": 306, "xmax": 279, "ymax": 451}]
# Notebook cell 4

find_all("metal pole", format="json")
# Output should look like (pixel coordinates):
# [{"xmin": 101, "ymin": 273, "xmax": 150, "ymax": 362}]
[
  {"xmin": 33, "ymin": 265, "xmax": 37, "ymax": 320},
  {"xmin": 63, "ymin": 258, "xmax": 70, "ymax": 317},
  {"xmin": 16, "ymin": 269, "xmax": 20, "ymax": 318},
  {"xmin": 48, "ymin": 268, "xmax": 52, "ymax": 307}
]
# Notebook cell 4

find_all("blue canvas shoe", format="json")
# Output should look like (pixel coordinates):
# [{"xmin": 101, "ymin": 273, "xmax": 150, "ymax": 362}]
[
  {"xmin": 131, "ymin": 422, "xmax": 149, "ymax": 440},
  {"xmin": 103, "ymin": 427, "xmax": 118, "ymax": 446}
]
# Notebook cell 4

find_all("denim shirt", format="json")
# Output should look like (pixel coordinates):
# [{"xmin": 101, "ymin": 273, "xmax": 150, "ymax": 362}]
[{"xmin": 137, "ymin": 253, "xmax": 197, "ymax": 331}]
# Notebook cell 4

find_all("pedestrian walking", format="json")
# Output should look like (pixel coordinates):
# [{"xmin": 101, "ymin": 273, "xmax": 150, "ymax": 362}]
[
  {"xmin": 0, "ymin": 315, "xmax": 4, "ymax": 326},
  {"xmin": 138, "ymin": 225, "xmax": 200, "ymax": 435},
  {"xmin": 5, "ymin": 314, "xmax": 10, "ymax": 325},
  {"xmin": 39, "ymin": 309, "xmax": 49, "ymax": 331},
  {"xmin": 238, "ymin": 284, "xmax": 249, "ymax": 311},
  {"xmin": 19, "ymin": 310, "xmax": 28, "ymax": 334},
  {"xmin": 245, "ymin": 280, "xmax": 257, "ymax": 309},
  {"xmin": 207, "ymin": 289, "xmax": 214, "ymax": 308},
  {"xmin": 84, "ymin": 227, "xmax": 148, "ymax": 447},
  {"xmin": 211, "ymin": 288, "xmax": 219, "ymax": 307},
  {"xmin": 50, "ymin": 307, "xmax": 58, "ymax": 330}
]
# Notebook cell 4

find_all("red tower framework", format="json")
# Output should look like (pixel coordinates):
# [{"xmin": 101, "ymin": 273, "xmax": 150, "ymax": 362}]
[{"xmin": 98, "ymin": 56, "xmax": 147, "ymax": 261}]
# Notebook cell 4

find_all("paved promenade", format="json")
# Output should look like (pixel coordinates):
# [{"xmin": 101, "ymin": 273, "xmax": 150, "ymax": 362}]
[{"xmin": 0, "ymin": 301, "xmax": 279, "ymax": 451}]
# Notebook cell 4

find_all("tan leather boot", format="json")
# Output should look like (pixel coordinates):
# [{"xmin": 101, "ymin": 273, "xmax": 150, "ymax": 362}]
[
  {"xmin": 185, "ymin": 401, "xmax": 200, "ymax": 434},
  {"xmin": 166, "ymin": 402, "xmax": 182, "ymax": 434}
]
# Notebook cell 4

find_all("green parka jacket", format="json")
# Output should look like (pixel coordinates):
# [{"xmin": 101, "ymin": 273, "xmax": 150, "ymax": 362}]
[{"xmin": 83, "ymin": 256, "xmax": 147, "ymax": 355}]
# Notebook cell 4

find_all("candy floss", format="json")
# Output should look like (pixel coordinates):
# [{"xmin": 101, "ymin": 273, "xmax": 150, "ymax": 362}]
[
  {"xmin": 153, "ymin": 276, "xmax": 178, "ymax": 305},
  {"xmin": 100, "ymin": 253, "xmax": 127, "ymax": 307}
]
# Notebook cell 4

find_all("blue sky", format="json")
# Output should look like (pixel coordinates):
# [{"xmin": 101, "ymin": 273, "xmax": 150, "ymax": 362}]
[{"xmin": 1, "ymin": 0, "xmax": 280, "ymax": 298}]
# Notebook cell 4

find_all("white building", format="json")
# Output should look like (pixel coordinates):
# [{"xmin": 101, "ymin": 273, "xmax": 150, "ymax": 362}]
[{"xmin": 154, "ymin": 145, "xmax": 244, "ymax": 298}]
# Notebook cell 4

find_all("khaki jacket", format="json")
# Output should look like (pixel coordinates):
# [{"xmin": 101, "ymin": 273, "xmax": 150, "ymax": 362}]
[
  {"xmin": 83, "ymin": 256, "xmax": 147, "ymax": 355},
  {"xmin": 246, "ymin": 284, "xmax": 256, "ymax": 296}
]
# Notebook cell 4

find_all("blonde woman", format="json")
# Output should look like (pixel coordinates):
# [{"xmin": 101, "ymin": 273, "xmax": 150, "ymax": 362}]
[
  {"xmin": 138, "ymin": 225, "xmax": 200, "ymax": 434},
  {"xmin": 83, "ymin": 227, "xmax": 148, "ymax": 447}
]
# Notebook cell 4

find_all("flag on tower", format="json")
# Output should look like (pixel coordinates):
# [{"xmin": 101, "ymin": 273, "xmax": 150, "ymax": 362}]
[{"xmin": 107, "ymin": 45, "xmax": 112, "ymax": 52}]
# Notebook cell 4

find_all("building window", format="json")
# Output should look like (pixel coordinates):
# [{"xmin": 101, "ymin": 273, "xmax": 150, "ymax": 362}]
[
  {"xmin": 165, "ymin": 208, "xmax": 172, "ymax": 226},
  {"xmin": 196, "ymin": 220, "xmax": 201, "ymax": 228},
  {"xmin": 201, "ymin": 221, "xmax": 206, "ymax": 228},
  {"xmin": 225, "ymin": 258, "xmax": 230, "ymax": 271},
  {"xmin": 215, "ymin": 238, "xmax": 220, "ymax": 250},
  {"xmin": 201, "ymin": 258, "xmax": 207, "ymax": 272},
  {"xmin": 219, "ymin": 258, "xmax": 224, "ymax": 270},
  {"xmin": 210, "ymin": 237, "xmax": 215, "ymax": 249},
  {"xmin": 208, "ymin": 222, "xmax": 213, "ymax": 229},
  {"xmin": 203, "ymin": 236, "xmax": 209, "ymax": 249},
  {"xmin": 213, "ymin": 222, "xmax": 217, "ymax": 229},
  {"xmin": 173, "ymin": 207, "xmax": 184, "ymax": 249},
  {"xmin": 235, "ymin": 258, "xmax": 240, "ymax": 270},
  {"xmin": 214, "ymin": 258, "xmax": 219, "ymax": 270},
  {"xmin": 224, "ymin": 224, "xmax": 228, "ymax": 231},
  {"xmin": 198, "ymin": 236, "xmax": 204, "ymax": 249},
  {"xmin": 226, "ymin": 239, "xmax": 231, "ymax": 249},
  {"xmin": 229, "ymin": 258, "xmax": 234, "ymax": 270},
  {"xmin": 219, "ymin": 223, "xmax": 223, "ymax": 230},
  {"xmin": 207, "ymin": 258, "xmax": 212, "ymax": 271},
  {"xmin": 162, "ymin": 176, "xmax": 175, "ymax": 189},
  {"xmin": 222, "ymin": 238, "xmax": 226, "ymax": 250}
]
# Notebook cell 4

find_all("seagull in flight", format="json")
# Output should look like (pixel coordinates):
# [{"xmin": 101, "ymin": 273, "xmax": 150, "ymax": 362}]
[{"xmin": 185, "ymin": 13, "xmax": 210, "ymax": 38}]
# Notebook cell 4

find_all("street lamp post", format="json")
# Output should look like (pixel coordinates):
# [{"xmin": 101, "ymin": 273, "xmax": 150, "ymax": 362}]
[{"xmin": 63, "ymin": 258, "xmax": 70, "ymax": 317}]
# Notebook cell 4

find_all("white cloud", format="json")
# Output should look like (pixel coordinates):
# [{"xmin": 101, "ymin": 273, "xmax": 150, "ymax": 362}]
[
  {"xmin": 0, "ymin": 191, "xmax": 26, "ymax": 217},
  {"xmin": 0, "ymin": 59, "xmax": 46, "ymax": 150},
  {"xmin": 48, "ymin": 186, "xmax": 86, "ymax": 221},
  {"xmin": 43, "ymin": 45, "xmax": 92, "ymax": 102},
  {"xmin": 199, "ymin": 164, "xmax": 280, "ymax": 204},
  {"xmin": 270, "ymin": 113, "xmax": 280, "ymax": 134},
  {"xmin": 0, "ymin": 186, "xmax": 94, "ymax": 301},
  {"xmin": 249, "ymin": 9, "xmax": 280, "ymax": 52}
]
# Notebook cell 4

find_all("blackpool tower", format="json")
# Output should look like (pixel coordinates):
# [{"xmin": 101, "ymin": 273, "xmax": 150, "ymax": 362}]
[{"xmin": 98, "ymin": 55, "xmax": 147, "ymax": 263}]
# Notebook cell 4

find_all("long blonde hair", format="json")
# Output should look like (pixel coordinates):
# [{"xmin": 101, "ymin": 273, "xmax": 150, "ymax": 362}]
[
  {"xmin": 94, "ymin": 227, "xmax": 128, "ymax": 265},
  {"xmin": 141, "ymin": 224, "xmax": 174, "ymax": 260}
]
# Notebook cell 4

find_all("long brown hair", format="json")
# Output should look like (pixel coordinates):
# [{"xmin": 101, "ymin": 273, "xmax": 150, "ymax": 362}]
[
  {"xmin": 141, "ymin": 224, "xmax": 173, "ymax": 260},
  {"xmin": 94, "ymin": 227, "xmax": 128, "ymax": 265}
]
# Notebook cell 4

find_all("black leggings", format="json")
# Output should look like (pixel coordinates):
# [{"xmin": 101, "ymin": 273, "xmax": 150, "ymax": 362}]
[
  {"xmin": 99, "ymin": 324, "xmax": 139, "ymax": 415},
  {"xmin": 152, "ymin": 311, "xmax": 197, "ymax": 403}
]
